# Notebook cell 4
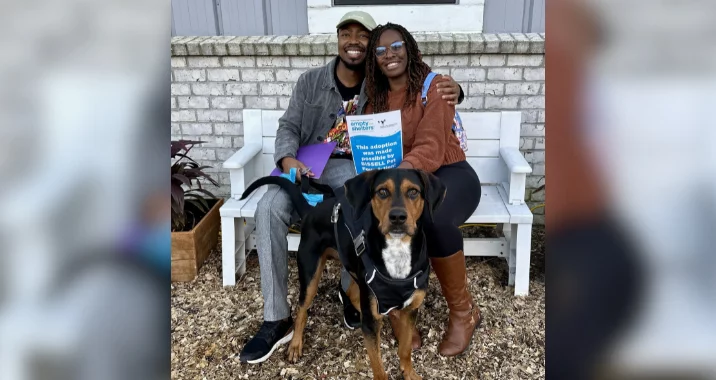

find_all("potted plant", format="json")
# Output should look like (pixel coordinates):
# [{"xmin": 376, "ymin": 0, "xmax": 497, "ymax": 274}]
[{"xmin": 171, "ymin": 140, "xmax": 224, "ymax": 282}]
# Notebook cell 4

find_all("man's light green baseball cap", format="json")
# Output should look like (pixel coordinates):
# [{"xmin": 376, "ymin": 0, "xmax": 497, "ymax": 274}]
[{"xmin": 336, "ymin": 10, "xmax": 377, "ymax": 31}]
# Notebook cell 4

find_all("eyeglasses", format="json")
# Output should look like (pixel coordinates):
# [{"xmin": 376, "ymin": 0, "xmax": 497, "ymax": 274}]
[{"xmin": 375, "ymin": 41, "xmax": 405, "ymax": 57}]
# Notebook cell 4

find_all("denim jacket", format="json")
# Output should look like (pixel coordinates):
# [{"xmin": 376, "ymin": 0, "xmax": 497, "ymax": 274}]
[{"xmin": 274, "ymin": 57, "xmax": 368, "ymax": 169}]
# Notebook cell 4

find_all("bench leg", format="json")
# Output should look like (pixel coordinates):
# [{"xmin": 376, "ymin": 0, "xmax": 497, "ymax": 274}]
[
  {"xmin": 513, "ymin": 223, "xmax": 532, "ymax": 296},
  {"xmin": 222, "ymin": 216, "xmax": 247, "ymax": 287}
]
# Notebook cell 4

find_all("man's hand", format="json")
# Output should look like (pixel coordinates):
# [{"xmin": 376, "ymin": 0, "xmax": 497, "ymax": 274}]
[
  {"xmin": 280, "ymin": 157, "xmax": 314, "ymax": 180},
  {"xmin": 435, "ymin": 75, "xmax": 464, "ymax": 106}
]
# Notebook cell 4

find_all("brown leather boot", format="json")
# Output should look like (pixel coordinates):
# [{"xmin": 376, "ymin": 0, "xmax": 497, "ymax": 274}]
[
  {"xmin": 388, "ymin": 309, "xmax": 421, "ymax": 350},
  {"xmin": 430, "ymin": 250, "xmax": 482, "ymax": 356}
]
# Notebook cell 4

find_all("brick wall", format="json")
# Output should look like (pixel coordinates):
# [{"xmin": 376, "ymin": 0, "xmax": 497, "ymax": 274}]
[{"xmin": 170, "ymin": 34, "xmax": 545, "ymax": 224}]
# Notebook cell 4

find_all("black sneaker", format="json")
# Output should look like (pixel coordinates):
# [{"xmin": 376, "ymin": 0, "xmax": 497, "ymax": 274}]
[
  {"xmin": 239, "ymin": 318, "xmax": 294, "ymax": 364},
  {"xmin": 338, "ymin": 284, "xmax": 361, "ymax": 329}
]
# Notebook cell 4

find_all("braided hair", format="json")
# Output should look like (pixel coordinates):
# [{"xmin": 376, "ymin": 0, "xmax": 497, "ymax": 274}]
[{"xmin": 365, "ymin": 23, "xmax": 431, "ymax": 113}]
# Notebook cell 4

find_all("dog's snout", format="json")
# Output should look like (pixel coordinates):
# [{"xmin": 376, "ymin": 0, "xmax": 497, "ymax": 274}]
[{"xmin": 388, "ymin": 208, "xmax": 407, "ymax": 224}]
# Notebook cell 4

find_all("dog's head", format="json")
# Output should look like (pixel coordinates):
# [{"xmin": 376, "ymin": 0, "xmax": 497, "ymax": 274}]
[{"xmin": 344, "ymin": 168, "xmax": 446, "ymax": 237}]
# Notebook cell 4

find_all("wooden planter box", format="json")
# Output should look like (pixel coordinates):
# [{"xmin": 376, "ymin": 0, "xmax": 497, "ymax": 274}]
[{"xmin": 171, "ymin": 198, "xmax": 224, "ymax": 282}]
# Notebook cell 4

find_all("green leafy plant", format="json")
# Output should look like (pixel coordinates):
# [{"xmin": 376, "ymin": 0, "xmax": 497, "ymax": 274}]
[{"xmin": 171, "ymin": 140, "xmax": 219, "ymax": 232}]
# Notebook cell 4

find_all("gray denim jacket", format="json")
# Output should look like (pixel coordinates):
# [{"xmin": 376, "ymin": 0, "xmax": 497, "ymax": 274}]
[{"xmin": 274, "ymin": 57, "xmax": 368, "ymax": 169}]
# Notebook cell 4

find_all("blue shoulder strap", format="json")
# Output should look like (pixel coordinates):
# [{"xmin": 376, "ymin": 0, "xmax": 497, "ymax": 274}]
[{"xmin": 421, "ymin": 72, "xmax": 438, "ymax": 106}]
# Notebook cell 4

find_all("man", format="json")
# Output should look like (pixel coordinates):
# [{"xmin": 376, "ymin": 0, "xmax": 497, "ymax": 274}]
[{"xmin": 239, "ymin": 10, "xmax": 465, "ymax": 364}]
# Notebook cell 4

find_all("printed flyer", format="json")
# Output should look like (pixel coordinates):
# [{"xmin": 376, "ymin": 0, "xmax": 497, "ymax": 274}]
[{"xmin": 346, "ymin": 110, "xmax": 403, "ymax": 174}]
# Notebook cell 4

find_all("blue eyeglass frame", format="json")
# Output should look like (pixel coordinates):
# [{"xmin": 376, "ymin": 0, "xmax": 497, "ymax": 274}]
[{"xmin": 375, "ymin": 41, "xmax": 405, "ymax": 57}]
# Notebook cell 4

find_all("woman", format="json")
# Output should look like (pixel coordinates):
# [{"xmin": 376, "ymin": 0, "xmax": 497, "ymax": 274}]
[{"xmin": 360, "ymin": 23, "xmax": 482, "ymax": 357}]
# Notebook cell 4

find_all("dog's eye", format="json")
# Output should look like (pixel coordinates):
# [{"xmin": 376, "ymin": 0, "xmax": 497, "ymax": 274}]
[
  {"xmin": 407, "ymin": 189, "xmax": 419, "ymax": 199},
  {"xmin": 377, "ymin": 189, "xmax": 390, "ymax": 198}
]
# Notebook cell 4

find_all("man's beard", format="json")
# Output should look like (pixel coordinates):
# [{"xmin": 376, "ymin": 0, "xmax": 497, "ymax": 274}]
[{"xmin": 339, "ymin": 56, "xmax": 365, "ymax": 72}]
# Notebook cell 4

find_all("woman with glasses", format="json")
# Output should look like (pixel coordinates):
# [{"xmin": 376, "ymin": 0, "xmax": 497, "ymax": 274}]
[{"xmin": 359, "ymin": 22, "xmax": 483, "ymax": 357}]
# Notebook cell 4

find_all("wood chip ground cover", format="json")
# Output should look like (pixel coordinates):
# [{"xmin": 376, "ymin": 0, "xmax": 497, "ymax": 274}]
[{"xmin": 171, "ymin": 226, "xmax": 545, "ymax": 379}]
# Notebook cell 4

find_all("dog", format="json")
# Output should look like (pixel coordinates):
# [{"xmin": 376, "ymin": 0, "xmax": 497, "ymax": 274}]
[{"xmin": 240, "ymin": 168, "xmax": 445, "ymax": 380}]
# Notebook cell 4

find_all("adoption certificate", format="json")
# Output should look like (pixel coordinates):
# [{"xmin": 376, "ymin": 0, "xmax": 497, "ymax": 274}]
[{"xmin": 346, "ymin": 110, "xmax": 403, "ymax": 174}]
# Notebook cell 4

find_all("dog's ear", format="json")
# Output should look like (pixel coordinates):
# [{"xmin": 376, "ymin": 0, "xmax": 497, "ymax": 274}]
[
  {"xmin": 417, "ymin": 170, "xmax": 446, "ymax": 221},
  {"xmin": 344, "ymin": 170, "xmax": 375, "ymax": 214}
]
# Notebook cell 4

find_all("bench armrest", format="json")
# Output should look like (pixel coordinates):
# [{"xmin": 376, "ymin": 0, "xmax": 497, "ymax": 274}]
[
  {"xmin": 223, "ymin": 143, "xmax": 262, "ymax": 170},
  {"xmin": 223, "ymin": 143, "xmax": 263, "ymax": 198},
  {"xmin": 500, "ymin": 147, "xmax": 532, "ymax": 174},
  {"xmin": 499, "ymin": 147, "xmax": 533, "ymax": 205}
]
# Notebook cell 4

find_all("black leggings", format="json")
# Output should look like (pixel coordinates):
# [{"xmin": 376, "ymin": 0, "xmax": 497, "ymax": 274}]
[{"xmin": 424, "ymin": 160, "xmax": 481, "ymax": 258}]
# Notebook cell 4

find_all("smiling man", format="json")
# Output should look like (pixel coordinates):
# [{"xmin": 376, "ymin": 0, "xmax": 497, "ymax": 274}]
[{"xmin": 238, "ymin": 10, "xmax": 465, "ymax": 365}]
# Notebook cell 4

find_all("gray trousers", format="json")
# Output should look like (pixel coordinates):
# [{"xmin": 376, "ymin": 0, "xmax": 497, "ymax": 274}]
[{"xmin": 255, "ymin": 158, "xmax": 356, "ymax": 321}]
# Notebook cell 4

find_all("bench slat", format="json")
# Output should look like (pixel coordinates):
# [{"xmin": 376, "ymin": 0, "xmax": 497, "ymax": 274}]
[{"xmin": 466, "ymin": 185, "xmax": 510, "ymax": 223}]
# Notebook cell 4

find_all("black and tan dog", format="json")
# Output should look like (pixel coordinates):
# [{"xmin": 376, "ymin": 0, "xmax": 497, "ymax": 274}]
[{"xmin": 241, "ymin": 168, "xmax": 445, "ymax": 380}]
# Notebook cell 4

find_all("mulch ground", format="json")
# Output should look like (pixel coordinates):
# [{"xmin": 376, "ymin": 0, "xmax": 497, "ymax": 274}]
[{"xmin": 171, "ymin": 226, "xmax": 545, "ymax": 380}]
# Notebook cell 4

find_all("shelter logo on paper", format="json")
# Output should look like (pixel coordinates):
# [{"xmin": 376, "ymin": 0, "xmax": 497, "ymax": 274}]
[{"xmin": 350, "ymin": 119, "xmax": 374, "ymax": 132}]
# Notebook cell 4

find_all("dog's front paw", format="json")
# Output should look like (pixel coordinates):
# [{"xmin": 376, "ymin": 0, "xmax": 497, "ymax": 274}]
[
  {"xmin": 287, "ymin": 337, "xmax": 303, "ymax": 363},
  {"xmin": 402, "ymin": 368, "xmax": 422, "ymax": 380}
]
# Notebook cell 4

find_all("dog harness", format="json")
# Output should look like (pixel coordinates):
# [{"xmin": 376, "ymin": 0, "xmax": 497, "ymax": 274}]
[{"xmin": 331, "ymin": 187, "xmax": 430, "ymax": 316}]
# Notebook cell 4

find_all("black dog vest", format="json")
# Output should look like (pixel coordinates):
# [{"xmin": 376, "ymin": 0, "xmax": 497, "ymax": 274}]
[{"xmin": 331, "ymin": 188, "xmax": 430, "ymax": 315}]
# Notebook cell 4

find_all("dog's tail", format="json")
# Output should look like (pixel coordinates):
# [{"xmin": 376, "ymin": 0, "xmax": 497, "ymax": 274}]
[{"xmin": 239, "ymin": 176, "xmax": 313, "ymax": 218}]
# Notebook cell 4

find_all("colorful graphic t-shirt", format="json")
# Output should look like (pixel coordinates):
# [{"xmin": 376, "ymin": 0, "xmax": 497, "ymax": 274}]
[{"xmin": 325, "ymin": 96, "xmax": 359, "ymax": 156}]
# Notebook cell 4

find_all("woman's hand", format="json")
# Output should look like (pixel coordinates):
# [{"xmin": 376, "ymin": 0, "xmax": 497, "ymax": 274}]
[
  {"xmin": 398, "ymin": 161, "xmax": 414, "ymax": 169},
  {"xmin": 435, "ymin": 75, "xmax": 464, "ymax": 106}
]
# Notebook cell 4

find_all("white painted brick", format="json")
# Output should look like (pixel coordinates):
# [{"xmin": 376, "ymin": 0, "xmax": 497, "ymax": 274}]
[
  {"xmin": 431, "ymin": 67, "xmax": 451, "ymax": 76},
  {"xmin": 485, "ymin": 96, "xmax": 519, "ymax": 109},
  {"xmin": 520, "ymin": 137, "xmax": 535, "ymax": 150},
  {"xmin": 173, "ymin": 69, "xmax": 205, "ymax": 82},
  {"xmin": 256, "ymin": 57, "xmax": 290, "ymax": 67},
  {"xmin": 538, "ymin": 110, "xmax": 545, "ymax": 122},
  {"xmin": 540, "ymin": 83, "xmax": 545, "ymax": 95},
  {"xmin": 487, "ymin": 68, "xmax": 523, "ymax": 81},
  {"xmin": 432, "ymin": 55, "xmax": 469, "ymax": 67},
  {"xmin": 276, "ymin": 69, "xmax": 306, "ymax": 82},
  {"xmin": 533, "ymin": 163, "xmax": 545, "ymax": 175},
  {"xmin": 450, "ymin": 68, "xmax": 486, "ymax": 81},
  {"xmin": 290, "ymin": 56, "xmax": 327, "ymax": 68},
  {"xmin": 178, "ymin": 96, "xmax": 209, "ymax": 109},
  {"xmin": 521, "ymin": 96, "xmax": 545, "ymax": 109},
  {"xmin": 533, "ymin": 151, "xmax": 545, "ymax": 163},
  {"xmin": 215, "ymin": 148, "xmax": 238, "ymax": 161},
  {"xmin": 187, "ymin": 57, "xmax": 221, "ymax": 68},
  {"xmin": 211, "ymin": 97, "xmax": 243, "ymax": 109},
  {"xmin": 468, "ymin": 83, "xmax": 504, "ymax": 96},
  {"xmin": 192, "ymin": 83, "xmax": 225, "ymax": 96},
  {"xmin": 233, "ymin": 137, "xmax": 244, "ymax": 148},
  {"xmin": 171, "ymin": 123, "xmax": 181, "ymax": 135},
  {"xmin": 520, "ymin": 123, "xmax": 545, "ymax": 137},
  {"xmin": 523, "ymin": 151, "xmax": 534, "ymax": 163},
  {"xmin": 226, "ymin": 83, "xmax": 259, "ymax": 95},
  {"xmin": 189, "ymin": 148, "xmax": 216, "ymax": 161},
  {"xmin": 523, "ymin": 110, "xmax": 539, "ymax": 123},
  {"xmin": 470, "ymin": 54, "xmax": 506, "ymax": 66},
  {"xmin": 171, "ymin": 110, "xmax": 195, "ymax": 122},
  {"xmin": 216, "ymin": 185, "xmax": 231, "ymax": 197},
  {"xmin": 260, "ymin": 83, "xmax": 294, "ymax": 96},
  {"xmin": 204, "ymin": 136, "xmax": 234, "ymax": 149},
  {"xmin": 507, "ymin": 55, "xmax": 543, "ymax": 66},
  {"xmin": 531, "ymin": 189, "xmax": 545, "ymax": 202},
  {"xmin": 245, "ymin": 96, "xmax": 278, "ymax": 109},
  {"xmin": 535, "ymin": 137, "xmax": 545, "ymax": 150},
  {"xmin": 181, "ymin": 123, "xmax": 212, "ymax": 135},
  {"xmin": 241, "ymin": 69, "xmax": 276, "ymax": 82},
  {"xmin": 229, "ymin": 110, "xmax": 243, "ymax": 122},
  {"xmin": 526, "ymin": 175, "xmax": 544, "ymax": 188},
  {"xmin": 456, "ymin": 96, "xmax": 484, "ymax": 110},
  {"xmin": 171, "ymin": 97, "xmax": 176, "ymax": 109},
  {"xmin": 171, "ymin": 57, "xmax": 186, "ymax": 68},
  {"xmin": 214, "ymin": 123, "xmax": 243, "ymax": 135},
  {"xmin": 197, "ymin": 110, "xmax": 229, "ymax": 122},
  {"xmin": 171, "ymin": 83, "xmax": 191, "ymax": 95},
  {"xmin": 524, "ymin": 68, "xmax": 545, "ymax": 81},
  {"xmin": 207, "ymin": 69, "xmax": 240, "ymax": 81},
  {"xmin": 279, "ymin": 96, "xmax": 291, "ymax": 109},
  {"xmin": 505, "ymin": 83, "xmax": 541, "ymax": 95},
  {"xmin": 221, "ymin": 57, "xmax": 255, "ymax": 67}
]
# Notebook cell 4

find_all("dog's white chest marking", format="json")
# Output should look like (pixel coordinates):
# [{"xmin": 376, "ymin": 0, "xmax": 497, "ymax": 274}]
[{"xmin": 382, "ymin": 234, "xmax": 412, "ymax": 279}]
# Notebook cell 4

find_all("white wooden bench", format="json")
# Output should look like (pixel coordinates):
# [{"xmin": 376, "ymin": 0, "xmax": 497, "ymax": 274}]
[{"xmin": 219, "ymin": 109, "xmax": 534, "ymax": 295}]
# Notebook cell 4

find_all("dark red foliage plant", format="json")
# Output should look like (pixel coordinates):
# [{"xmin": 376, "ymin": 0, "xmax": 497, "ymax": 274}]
[{"xmin": 171, "ymin": 140, "xmax": 219, "ymax": 232}]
